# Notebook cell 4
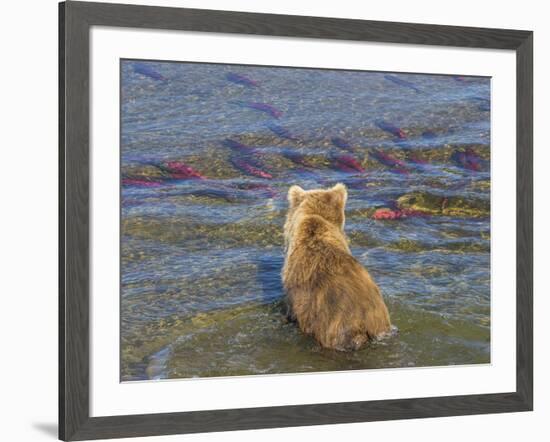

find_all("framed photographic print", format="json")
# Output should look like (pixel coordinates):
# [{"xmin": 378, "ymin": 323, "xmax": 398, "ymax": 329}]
[{"xmin": 59, "ymin": 1, "xmax": 533, "ymax": 440}]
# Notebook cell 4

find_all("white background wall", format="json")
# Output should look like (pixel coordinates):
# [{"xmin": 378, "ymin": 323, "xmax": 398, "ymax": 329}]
[{"xmin": 0, "ymin": 0, "xmax": 546, "ymax": 441}]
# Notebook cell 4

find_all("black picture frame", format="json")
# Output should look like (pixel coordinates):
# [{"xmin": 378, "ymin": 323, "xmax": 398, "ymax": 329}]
[{"xmin": 59, "ymin": 1, "xmax": 533, "ymax": 440}]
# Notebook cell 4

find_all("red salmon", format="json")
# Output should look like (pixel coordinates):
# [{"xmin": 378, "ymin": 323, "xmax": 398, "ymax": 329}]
[
  {"xmin": 162, "ymin": 161, "xmax": 205, "ymax": 179},
  {"xmin": 230, "ymin": 156, "xmax": 273, "ymax": 179}
]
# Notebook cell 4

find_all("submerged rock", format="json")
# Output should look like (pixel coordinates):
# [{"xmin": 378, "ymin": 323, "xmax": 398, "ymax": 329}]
[{"xmin": 396, "ymin": 192, "xmax": 489, "ymax": 218}]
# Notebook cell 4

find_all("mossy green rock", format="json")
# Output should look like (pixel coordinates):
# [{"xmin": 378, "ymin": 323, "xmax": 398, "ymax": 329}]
[{"xmin": 397, "ymin": 192, "xmax": 489, "ymax": 218}]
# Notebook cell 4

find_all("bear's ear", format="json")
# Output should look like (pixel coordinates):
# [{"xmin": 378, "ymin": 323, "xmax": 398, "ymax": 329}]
[
  {"xmin": 331, "ymin": 183, "xmax": 348, "ymax": 206},
  {"xmin": 288, "ymin": 185, "xmax": 305, "ymax": 207}
]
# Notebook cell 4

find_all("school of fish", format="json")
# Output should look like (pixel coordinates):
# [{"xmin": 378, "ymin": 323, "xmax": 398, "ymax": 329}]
[{"xmin": 124, "ymin": 63, "xmax": 489, "ymax": 219}]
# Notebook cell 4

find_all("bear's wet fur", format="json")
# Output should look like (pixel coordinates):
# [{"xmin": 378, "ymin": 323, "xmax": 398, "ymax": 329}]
[{"xmin": 282, "ymin": 183, "xmax": 392, "ymax": 351}]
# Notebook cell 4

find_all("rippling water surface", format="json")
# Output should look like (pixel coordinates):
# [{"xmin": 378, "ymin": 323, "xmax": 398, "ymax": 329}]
[{"xmin": 120, "ymin": 60, "xmax": 491, "ymax": 381}]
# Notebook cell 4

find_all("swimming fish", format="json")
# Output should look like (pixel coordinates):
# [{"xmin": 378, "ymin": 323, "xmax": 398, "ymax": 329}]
[
  {"xmin": 375, "ymin": 119, "xmax": 407, "ymax": 139},
  {"xmin": 234, "ymin": 182, "xmax": 278, "ymax": 198},
  {"xmin": 132, "ymin": 63, "xmax": 167, "ymax": 81},
  {"xmin": 330, "ymin": 153, "xmax": 365, "ymax": 173},
  {"xmin": 187, "ymin": 188, "xmax": 243, "ymax": 203},
  {"xmin": 372, "ymin": 207, "xmax": 426, "ymax": 220},
  {"xmin": 267, "ymin": 123, "xmax": 298, "ymax": 141},
  {"xmin": 384, "ymin": 74, "xmax": 422, "ymax": 93},
  {"xmin": 122, "ymin": 178, "xmax": 163, "ymax": 187},
  {"xmin": 331, "ymin": 136, "xmax": 353, "ymax": 151},
  {"xmin": 370, "ymin": 149, "xmax": 409, "ymax": 174},
  {"xmin": 451, "ymin": 147, "xmax": 485, "ymax": 172},
  {"xmin": 230, "ymin": 156, "xmax": 273, "ymax": 179},
  {"xmin": 281, "ymin": 149, "xmax": 311, "ymax": 168},
  {"xmin": 222, "ymin": 138, "xmax": 257, "ymax": 155},
  {"xmin": 161, "ymin": 161, "xmax": 205, "ymax": 179},
  {"xmin": 225, "ymin": 72, "xmax": 259, "ymax": 87},
  {"xmin": 233, "ymin": 101, "xmax": 283, "ymax": 118}
]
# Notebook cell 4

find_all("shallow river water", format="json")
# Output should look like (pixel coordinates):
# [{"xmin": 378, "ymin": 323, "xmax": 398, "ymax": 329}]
[{"xmin": 120, "ymin": 60, "xmax": 490, "ymax": 381}]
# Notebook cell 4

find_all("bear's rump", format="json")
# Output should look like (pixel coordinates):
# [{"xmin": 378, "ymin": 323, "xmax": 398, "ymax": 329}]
[{"xmin": 287, "ymin": 278, "xmax": 389, "ymax": 351}]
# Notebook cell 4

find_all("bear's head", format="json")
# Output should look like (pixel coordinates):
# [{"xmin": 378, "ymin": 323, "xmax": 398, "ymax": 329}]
[{"xmin": 286, "ymin": 183, "xmax": 348, "ymax": 231}]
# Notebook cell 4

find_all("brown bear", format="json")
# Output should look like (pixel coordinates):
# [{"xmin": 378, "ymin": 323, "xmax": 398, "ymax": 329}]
[{"xmin": 282, "ymin": 183, "xmax": 392, "ymax": 351}]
